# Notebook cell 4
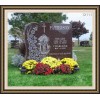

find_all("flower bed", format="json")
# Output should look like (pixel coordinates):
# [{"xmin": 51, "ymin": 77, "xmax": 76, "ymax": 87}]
[{"xmin": 20, "ymin": 56, "xmax": 79, "ymax": 75}]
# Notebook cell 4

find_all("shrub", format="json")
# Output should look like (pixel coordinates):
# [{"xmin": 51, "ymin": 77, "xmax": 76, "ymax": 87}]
[
  {"xmin": 12, "ymin": 54, "xmax": 25, "ymax": 67},
  {"xmin": 33, "ymin": 63, "xmax": 53, "ymax": 75}
]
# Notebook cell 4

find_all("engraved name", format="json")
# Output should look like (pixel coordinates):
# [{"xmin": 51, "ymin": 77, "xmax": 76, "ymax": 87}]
[{"xmin": 50, "ymin": 25, "xmax": 70, "ymax": 30}]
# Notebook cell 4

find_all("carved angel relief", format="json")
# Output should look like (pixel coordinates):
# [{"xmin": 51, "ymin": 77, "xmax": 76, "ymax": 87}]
[{"xmin": 27, "ymin": 24, "xmax": 50, "ymax": 61}]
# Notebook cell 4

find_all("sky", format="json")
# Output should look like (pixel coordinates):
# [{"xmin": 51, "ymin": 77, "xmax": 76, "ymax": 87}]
[{"xmin": 8, "ymin": 12, "xmax": 93, "ymax": 41}]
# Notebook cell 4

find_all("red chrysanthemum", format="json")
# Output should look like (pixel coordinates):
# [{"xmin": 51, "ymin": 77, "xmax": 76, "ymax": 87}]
[
  {"xmin": 60, "ymin": 64, "xmax": 71, "ymax": 74},
  {"xmin": 34, "ymin": 63, "xmax": 53, "ymax": 75}
]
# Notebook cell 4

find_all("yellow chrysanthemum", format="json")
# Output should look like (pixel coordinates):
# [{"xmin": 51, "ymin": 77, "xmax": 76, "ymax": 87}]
[
  {"xmin": 22, "ymin": 60, "xmax": 38, "ymax": 70},
  {"xmin": 41, "ymin": 56, "xmax": 62, "ymax": 69},
  {"xmin": 61, "ymin": 58, "xmax": 79, "ymax": 70}
]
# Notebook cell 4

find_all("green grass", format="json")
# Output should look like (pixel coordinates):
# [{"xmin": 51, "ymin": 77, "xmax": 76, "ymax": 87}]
[{"xmin": 8, "ymin": 47, "xmax": 92, "ymax": 86}]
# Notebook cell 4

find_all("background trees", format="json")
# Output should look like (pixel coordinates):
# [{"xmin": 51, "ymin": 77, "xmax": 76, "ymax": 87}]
[
  {"xmin": 8, "ymin": 13, "xmax": 67, "ymax": 41},
  {"xmin": 8, "ymin": 13, "xmax": 89, "ymax": 46},
  {"xmin": 70, "ymin": 21, "xmax": 89, "ymax": 45},
  {"xmin": 8, "ymin": 27, "xmax": 23, "ymax": 41}
]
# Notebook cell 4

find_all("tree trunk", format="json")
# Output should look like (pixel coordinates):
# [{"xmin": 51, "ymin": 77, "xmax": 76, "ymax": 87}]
[
  {"xmin": 14, "ymin": 35, "xmax": 17, "ymax": 41},
  {"xmin": 78, "ymin": 37, "xmax": 80, "ymax": 46}
]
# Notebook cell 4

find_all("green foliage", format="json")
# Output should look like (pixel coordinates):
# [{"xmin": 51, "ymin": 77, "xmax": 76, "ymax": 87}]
[
  {"xmin": 8, "ymin": 13, "xmax": 67, "ymax": 31},
  {"xmin": 8, "ymin": 27, "xmax": 24, "ymax": 41},
  {"xmin": 8, "ymin": 13, "xmax": 67, "ymax": 41}
]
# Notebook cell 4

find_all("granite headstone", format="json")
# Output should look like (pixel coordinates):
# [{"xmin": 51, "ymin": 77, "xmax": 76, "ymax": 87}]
[{"xmin": 24, "ymin": 22, "xmax": 72, "ymax": 61}]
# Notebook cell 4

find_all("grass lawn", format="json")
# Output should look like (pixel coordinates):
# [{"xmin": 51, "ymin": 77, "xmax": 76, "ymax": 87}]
[{"xmin": 8, "ymin": 47, "xmax": 92, "ymax": 86}]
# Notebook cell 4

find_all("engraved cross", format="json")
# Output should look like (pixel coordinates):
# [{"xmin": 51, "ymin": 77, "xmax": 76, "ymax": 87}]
[{"xmin": 42, "ymin": 23, "xmax": 46, "ymax": 33}]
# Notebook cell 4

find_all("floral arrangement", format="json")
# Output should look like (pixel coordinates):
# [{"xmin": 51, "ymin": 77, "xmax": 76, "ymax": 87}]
[
  {"xmin": 41, "ymin": 56, "xmax": 62, "ymax": 69},
  {"xmin": 59, "ymin": 64, "xmax": 71, "ymax": 74},
  {"xmin": 54, "ymin": 64, "xmax": 71, "ymax": 74},
  {"xmin": 20, "ymin": 60, "xmax": 37, "ymax": 74},
  {"xmin": 33, "ymin": 63, "xmax": 53, "ymax": 75},
  {"xmin": 61, "ymin": 58, "xmax": 79, "ymax": 71},
  {"xmin": 20, "ymin": 56, "xmax": 79, "ymax": 75}
]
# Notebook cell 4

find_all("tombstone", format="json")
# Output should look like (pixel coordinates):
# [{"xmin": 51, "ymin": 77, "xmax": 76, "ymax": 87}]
[
  {"xmin": 10, "ymin": 40, "xmax": 19, "ymax": 48},
  {"xmin": 80, "ymin": 41, "xmax": 90, "ymax": 47},
  {"xmin": 24, "ymin": 22, "xmax": 72, "ymax": 61}
]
